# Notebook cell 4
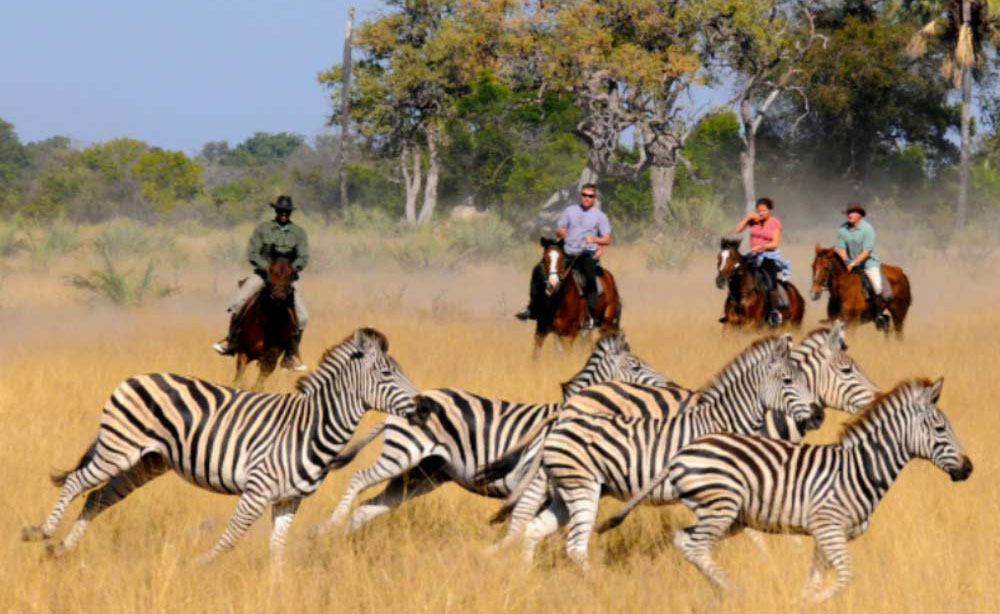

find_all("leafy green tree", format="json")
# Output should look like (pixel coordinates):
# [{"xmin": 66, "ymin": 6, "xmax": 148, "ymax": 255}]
[
  {"xmin": 222, "ymin": 132, "xmax": 304, "ymax": 166},
  {"xmin": 0, "ymin": 118, "xmax": 29, "ymax": 203},
  {"xmin": 133, "ymin": 148, "xmax": 202, "ymax": 214}
]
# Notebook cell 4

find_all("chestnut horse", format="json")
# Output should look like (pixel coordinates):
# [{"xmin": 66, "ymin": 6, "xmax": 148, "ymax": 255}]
[
  {"xmin": 533, "ymin": 238, "xmax": 621, "ymax": 356},
  {"xmin": 810, "ymin": 246, "xmax": 911, "ymax": 337},
  {"xmin": 231, "ymin": 257, "xmax": 298, "ymax": 389},
  {"xmin": 716, "ymin": 238, "xmax": 805, "ymax": 330}
]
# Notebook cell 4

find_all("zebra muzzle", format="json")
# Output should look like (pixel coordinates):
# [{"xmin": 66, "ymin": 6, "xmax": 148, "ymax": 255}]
[{"xmin": 949, "ymin": 457, "xmax": 973, "ymax": 482}]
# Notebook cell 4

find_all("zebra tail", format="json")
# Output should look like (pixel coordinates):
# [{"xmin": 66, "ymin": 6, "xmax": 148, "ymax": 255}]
[
  {"xmin": 50, "ymin": 440, "xmax": 98, "ymax": 487},
  {"xmin": 328, "ymin": 422, "xmax": 389, "ymax": 470},
  {"xmin": 595, "ymin": 464, "xmax": 673, "ymax": 534},
  {"xmin": 489, "ymin": 446, "xmax": 545, "ymax": 525},
  {"xmin": 471, "ymin": 413, "xmax": 558, "ymax": 486}
]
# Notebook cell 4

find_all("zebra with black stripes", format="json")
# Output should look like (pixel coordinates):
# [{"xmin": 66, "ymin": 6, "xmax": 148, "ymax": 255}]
[
  {"xmin": 308, "ymin": 331, "xmax": 670, "ymax": 535},
  {"xmin": 483, "ymin": 333, "xmax": 820, "ymax": 567},
  {"xmin": 21, "ymin": 328, "xmax": 418, "ymax": 567},
  {"xmin": 608, "ymin": 378, "xmax": 972, "ymax": 601},
  {"xmin": 485, "ymin": 323, "xmax": 877, "ymax": 552}
]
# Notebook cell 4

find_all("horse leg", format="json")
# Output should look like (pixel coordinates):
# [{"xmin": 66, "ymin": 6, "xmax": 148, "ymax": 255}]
[
  {"xmin": 254, "ymin": 352, "xmax": 279, "ymax": 392},
  {"xmin": 558, "ymin": 334, "xmax": 577, "ymax": 352},
  {"xmin": 532, "ymin": 332, "xmax": 547, "ymax": 360},
  {"xmin": 234, "ymin": 353, "xmax": 249, "ymax": 387}
]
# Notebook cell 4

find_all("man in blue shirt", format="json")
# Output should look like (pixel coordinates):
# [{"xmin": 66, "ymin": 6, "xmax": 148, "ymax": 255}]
[
  {"xmin": 836, "ymin": 203, "xmax": 887, "ymax": 328},
  {"xmin": 516, "ymin": 184, "xmax": 611, "ymax": 329}
]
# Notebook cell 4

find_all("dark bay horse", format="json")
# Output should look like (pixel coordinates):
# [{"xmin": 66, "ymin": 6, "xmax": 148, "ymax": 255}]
[
  {"xmin": 811, "ymin": 246, "xmax": 911, "ymax": 337},
  {"xmin": 716, "ymin": 238, "xmax": 804, "ymax": 330},
  {"xmin": 232, "ymin": 257, "xmax": 298, "ymax": 389},
  {"xmin": 533, "ymin": 238, "xmax": 621, "ymax": 356}
]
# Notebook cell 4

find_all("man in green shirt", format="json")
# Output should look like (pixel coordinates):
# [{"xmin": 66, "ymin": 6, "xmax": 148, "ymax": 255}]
[
  {"xmin": 836, "ymin": 203, "xmax": 887, "ymax": 327},
  {"xmin": 212, "ymin": 195, "xmax": 310, "ymax": 370}
]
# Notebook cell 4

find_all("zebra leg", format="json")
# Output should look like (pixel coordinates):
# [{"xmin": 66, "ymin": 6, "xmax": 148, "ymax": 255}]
[
  {"xmin": 487, "ymin": 470, "xmax": 550, "ymax": 554},
  {"xmin": 312, "ymin": 451, "xmax": 432, "ymax": 536},
  {"xmin": 799, "ymin": 540, "xmax": 831, "ymax": 599},
  {"xmin": 197, "ymin": 491, "xmax": 269, "ymax": 564},
  {"xmin": 269, "ymin": 498, "xmax": 301, "ymax": 572},
  {"xmin": 349, "ymin": 460, "xmax": 446, "ymax": 532},
  {"xmin": 560, "ymin": 482, "xmax": 601, "ymax": 573},
  {"xmin": 23, "ymin": 441, "xmax": 139, "ymax": 542},
  {"xmin": 673, "ymin": 501, "xmax": 738, "ymax": 592},
  {"xmin": 46, "ymin": 454, "xmax": 168, "ymax": 557},
  {"xmin": 806, "ymin": 527, "xmax": 852, "ymax": 602},
  {"xmin": 521, "ymin": 495, "xmax": 569, "ymax": 565}
]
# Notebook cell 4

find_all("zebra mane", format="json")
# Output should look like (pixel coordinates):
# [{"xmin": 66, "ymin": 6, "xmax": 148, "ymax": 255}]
[
  {"xmin": 698, "ymin": 335, "xmax": 787, "ymax": 400},
  {"xmin": 293, "ymin": 327, "xmax": 390, "ymax": 394},
  {"xmin": 838, "ymin": 378, "xmax": 935, "ymax": 441},
  {"xmin": 796, "ymin": 327, "xmax": 834, "ymax": 352}
]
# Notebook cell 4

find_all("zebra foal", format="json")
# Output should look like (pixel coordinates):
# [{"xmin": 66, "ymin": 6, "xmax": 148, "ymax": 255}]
[
  {"xmin": 21, "ymin": 327, "xmax": 419, "ymax": 567},
  {"xmin": 611, "ymin": 378, "xmax": 972, "ymax": 601}
]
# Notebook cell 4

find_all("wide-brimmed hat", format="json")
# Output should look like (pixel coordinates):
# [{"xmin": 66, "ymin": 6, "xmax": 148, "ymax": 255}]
[
  {"xmin": 271, "ymin": 195, "xmax": 295, "ymax": 211},
  {"xmin": 844, "ymin": 203, "xmax": 866, "ymax": 217}
]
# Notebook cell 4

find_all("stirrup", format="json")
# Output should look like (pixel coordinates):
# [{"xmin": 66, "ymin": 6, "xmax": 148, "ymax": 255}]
[
  {"xmin": 514, "ymin": 308, "xmax": 532, "ymax": 321},
  {"xmin": 212, "ymin": 339, "xmax": 234, "ymax": 356},
  {"xmin": 874, "ymin": 314, "xmax": 890, "ymax": 331},
  {"xmin": 582, "ymin": 316, "xmax": 596, "ymax": 330}
]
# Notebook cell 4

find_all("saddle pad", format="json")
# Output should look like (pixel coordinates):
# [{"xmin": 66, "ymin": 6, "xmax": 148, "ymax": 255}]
[{"xmin": 571, "ymin": 269, "xmax": 604, "ymax": 297}]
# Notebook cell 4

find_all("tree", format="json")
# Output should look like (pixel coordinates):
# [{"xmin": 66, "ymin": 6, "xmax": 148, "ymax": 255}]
[
  {"xmin": 0, "ymin": 118, "xmax": 29, "ymax": 203},
  {"xmin": 133, "ymin": 148, "xmax": 202, "ymax": 214},
  {"xmin": 902, "ymin": 0, "xmax": 1000, "ymax": 229},
  {"xmin": 222, "ymin": 132, "xmax": 305, "ymax": 166}
]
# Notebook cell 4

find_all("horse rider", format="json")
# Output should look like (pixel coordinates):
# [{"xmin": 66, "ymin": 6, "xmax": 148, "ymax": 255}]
[
  {"xmin": 212, "ymin": 195, "xmax": 310, "ymax": 370},
  {"xmin": 836, "ymin": 202, "xmax": 887, "ymax": 327},
  {"xmin": 731, "ymin": 197, "xmax": 792, "ymax": 326},
  {"xmin": 515, "ymin": 183, "xmax": 611, "ymax": 330}
]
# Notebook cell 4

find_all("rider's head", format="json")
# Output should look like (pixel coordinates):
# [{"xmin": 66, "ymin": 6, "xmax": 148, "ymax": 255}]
[
  {"xmin": 580, "ymin": 184, "xmax": 597, "ymax": 210},
  {"xmin": 845, "ymin": 203, "xmax": 865, "ymax": 226},
  {"xmin": 756, "ymin": 197, "xmax": 774, "ymax": 220},
  {"xmin": 271, "ymin": 195, "xmax": 294, "ymax": 224}
]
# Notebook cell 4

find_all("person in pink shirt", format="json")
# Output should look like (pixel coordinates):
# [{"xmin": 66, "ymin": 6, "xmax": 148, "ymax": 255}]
[{"xmin": 734, "ymin": 197, "xmax": 792, "ymax": 325}]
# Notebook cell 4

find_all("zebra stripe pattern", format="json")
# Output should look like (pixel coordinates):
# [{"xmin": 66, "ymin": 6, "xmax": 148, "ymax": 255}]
[
  {"xmin": 308, "ymin": 331, "xmax": 670, "ymax": 535},
  {"xmin": 662, "ymin": 378, "xmax": 972, "ymax": 601},
  {"xmin": 21, "ymin": 327, "xmax": 418, "ymax": 568},
  {"xmin": 496, "ymin": 334, "xmax": 818, "ymax": 567},
  {"xmin": 487, "ymin": 325, "xmax": 871, "ymax": 552}
]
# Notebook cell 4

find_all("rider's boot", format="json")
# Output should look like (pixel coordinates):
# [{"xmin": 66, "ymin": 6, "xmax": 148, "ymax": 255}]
[
  {"xmin": 872, "ymin": 296, "xmax": 889, "ymax": 331},
  {"xmin": 582, "ymin": 293, "xmax": 597, "ymax": 330},
  {"xmin": 212, "ymin": 313, "xmax": 239, "ymax": 355},
  {"xmin": 767, "ymin": 288, "xmax": 785, "ymax": 326},
  {"xmin": 515, "ymin": 306, "xmax": 533, "ymax": 321},
  {"xmin": 281, "ymin": 330, "xmax": 308, "ymax": 372}
]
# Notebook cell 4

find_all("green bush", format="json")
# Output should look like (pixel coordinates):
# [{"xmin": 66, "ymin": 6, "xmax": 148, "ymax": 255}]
[
  {"xmin": 645, "ymin": 232, "xmax": 698, "ymax": 271},
  {"xmin": 67, "ymin": 248, "xmax": 176, "ymax": 307},
  {"xmin": 0, "ymin": 220, "xmax": 22, "ymax": 256},
  {"xmin": 25, "ymin": 219, "xmax": 80, "ymax": 269},
  {"xmin": 445, "ymin": 213, "xmax": 515, "ymax": 263},
  {"xmin": 388, "ymin": 227, "xmax": 458, "ymax": 271}
]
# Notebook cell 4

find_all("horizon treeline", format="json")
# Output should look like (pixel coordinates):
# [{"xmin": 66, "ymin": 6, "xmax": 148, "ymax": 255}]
[{"xmin": 2, "ymin": 1, "xmax": 1000, "ymax": 240}]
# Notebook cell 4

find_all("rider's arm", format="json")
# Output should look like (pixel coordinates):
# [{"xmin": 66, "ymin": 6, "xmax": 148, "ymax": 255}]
[
  {"xmin": 248, "ymin": 225, "xmax": 269, "ymax": 271},
  {"xmin": 555, "ymin": 226, "xmax": 567, "ymax": 238},
  {"xmin": 754, "ymin": 228, "xmax": 781, "ymax": 251},
  {"xmin": 735, "ymin": 212, "xmax": 757, "ymax": 233},
  {"xmin": 589, "ymin": 234, "xmax": 611, "ymax": 246},
  {"xmin": 292, "ymin": 228, "xmax": 309, "ymax": 272},
  {"xmin": 849, "ymin": 249, "xmax": 871, "ymax": 268}
]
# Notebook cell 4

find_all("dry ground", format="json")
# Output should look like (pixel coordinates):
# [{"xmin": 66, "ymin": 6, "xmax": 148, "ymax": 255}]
[{"xmin": 1, "ymin": 239, "xmax": 997, "ymax": 613}]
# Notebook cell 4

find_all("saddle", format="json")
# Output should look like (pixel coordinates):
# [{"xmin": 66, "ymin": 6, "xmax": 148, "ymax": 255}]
[
  {"xmin": 855, "ymin": 267, "xmax": 893, "ymax": 303},
  {"xmin": 570, "ymin": 267, "xmax": 605, "ymax": 297}
]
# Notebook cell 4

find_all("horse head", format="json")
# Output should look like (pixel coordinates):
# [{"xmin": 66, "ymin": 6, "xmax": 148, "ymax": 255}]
[
  {"xmin": 716, "ymin": 238, "xmax": 743, "ymax": 289},
  {"xmin": 540, "ymin": 237, "xmax": 566, "ymax": 296},
  {"xmin": 266, "ymin": 257, "xmax": 294, "ymax": 301},
  {"xmin": 811, "ymin": 245, "xmax": 842, "ymax": 301}
]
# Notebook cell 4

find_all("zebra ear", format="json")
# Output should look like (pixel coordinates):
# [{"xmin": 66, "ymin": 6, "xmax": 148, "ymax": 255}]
[
  {"xmin": 927, "ymin": 377, "xmax": 944, "ymax": 405},
  {"xmin": 775, "ymin": 333, "xmax": 793, "ymax": 359},
  {"xmin": 353, "ymin": 327, "xmax": 389, "ymax": 354},
  {"xmin": 826, "ymin": 321, "xmax": 846, "ymax": 352}
]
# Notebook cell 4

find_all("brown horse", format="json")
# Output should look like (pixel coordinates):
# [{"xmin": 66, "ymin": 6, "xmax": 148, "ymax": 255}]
[
  {"xmin": 232, "ymin": 257, "xmax": 298, "ymax": 389},
  {"xmin": 716, "ymin": 238, "xmax": 805, "ymax": 330},
  {"xmin": 810, "ymin": 246, "xmax": 911, "ymax": 337},
  {"xmin": 533, "ymin": 238, "xmax": 621, "ymax": 356}
]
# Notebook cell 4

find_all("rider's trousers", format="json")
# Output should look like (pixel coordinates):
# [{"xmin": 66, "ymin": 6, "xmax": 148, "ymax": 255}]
[{"xmin": 228, "ymin": 273, "xmax": 308, "ymax": 330}]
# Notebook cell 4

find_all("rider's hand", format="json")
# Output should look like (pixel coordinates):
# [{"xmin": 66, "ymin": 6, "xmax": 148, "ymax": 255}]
[
  {"xmin": 584, "ymin": 235, "xmax": 596, "ymax": 244},
  {"xmin": 846, "ymin": 262, "xmax": 855, "ymax": 272}
]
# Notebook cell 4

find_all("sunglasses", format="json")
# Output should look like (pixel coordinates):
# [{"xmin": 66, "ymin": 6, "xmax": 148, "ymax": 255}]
[{"xmin": 581, "ymin": 193, "xmax": 596, "ymax": 198}]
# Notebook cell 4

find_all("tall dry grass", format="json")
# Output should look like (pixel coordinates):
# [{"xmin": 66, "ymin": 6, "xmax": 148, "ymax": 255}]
[{"xmin": 0, "ymin": 240, "xmax": 997, "ymax": 613}]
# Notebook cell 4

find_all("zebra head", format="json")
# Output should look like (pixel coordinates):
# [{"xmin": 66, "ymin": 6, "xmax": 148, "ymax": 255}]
[
  {"xmin": 304, "ymin": 327, "xmax": 418, "ymax": 420},
  {"xmin": 757, "ymin": 334, "xmax": 824, "ymax": 433},
  {"xmin": 908, "ymin": 378, "xmax": 973, "ymax": 482},
  {"xmin": 560, "ymin": 331, "xmax": 670, "ymax": 401},
  {"xmin": 794, "ymin": 321, "xmax": 879, "ymax": 414}
]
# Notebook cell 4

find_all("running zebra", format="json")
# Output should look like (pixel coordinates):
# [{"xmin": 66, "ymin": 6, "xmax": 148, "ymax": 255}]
[
  {"xmin": 483, "ymin": 333, "xmax": 819, "ymax": 567},
  {"xmin": 308, "ymin": 331, "xmax": 670, "ymax": 535},
  {"xmin": 21, "ymin": 328, "xmax": 418, "ymax": 567},
  {"xmin": 610, "ymin": 378, "xmax": 972, "ymax": 601},
  {"xmin": 485, "ymin": 324, "xmax": 876, "ymax": 552}
]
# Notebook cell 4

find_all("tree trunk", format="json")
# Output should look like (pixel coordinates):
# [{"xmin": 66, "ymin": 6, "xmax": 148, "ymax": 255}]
[
  {"xmin": 740, "ymin": 100, "xmax": 758, "ymax": 216},
  {"xmin": 418, "ymin": 129, "xmax": 439, "ymax": 225},
  {"xmin": 577, "ymin": 163, "xmax": 599, "ymax": 191},
  {"xmin": 338, "ymin": 8, "xmax": 354, "ymax": 214},
  {"xmin": 650, "ymin": 164, "xmax": 676, "ymax": 226},
  {"xmin": 401, "ymin": 144, "xmax": 422, "ymax": 224},
  {"xmin": 957, "ymin": 0, "xmax": 972, "ymax": 232}
]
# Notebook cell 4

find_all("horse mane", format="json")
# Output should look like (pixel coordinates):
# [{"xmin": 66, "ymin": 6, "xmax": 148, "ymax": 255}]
[
  {"xmin": 293, "ymin": 327, "xmax": 389, "ymax": 394},
  {"xmin": 698, "ymin": 334, "xmax": 786, "ymax": 397},
  {"xmin": 815, "ymin": 246, "xmax": 847, "ymax": 270},
  {"xmin": 838, "ymin": 378, "xmax": 934, "ymax": 441}
]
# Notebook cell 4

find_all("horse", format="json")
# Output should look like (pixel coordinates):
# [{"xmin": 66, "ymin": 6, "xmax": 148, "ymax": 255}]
[
  {"xmin": 231, "ymin": 256, "xmax": 298, "ymax": 389},
  {"xmin": 810, "ymin": 246, "xmax": 911, "ymax": 337},
  {"xmin": 716, "ymin": 238, "xmax": 805, "ymax": 330},
  {"xmin": 533, "ymin": 238, "xmax": 621, "ymax": 356}
]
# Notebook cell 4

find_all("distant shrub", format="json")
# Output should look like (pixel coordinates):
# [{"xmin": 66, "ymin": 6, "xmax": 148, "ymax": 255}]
[
  {"xmin": 209, "ymin": 235, "xmax": 246, "ymax": 268},
  {"xmin": 445, "ymin": 213, "xmax": 515, "ymax": 263},
  {"xmin": 25, "ymin": 219, "xmax": 80, "ymax": 269},
  {"xmin": 0, "ymin": 221, "xmax": 22, "ymax": 256},
  {"xmin": 67, "ymin": 248, "xmax": 176, "ymax": 307},
  {"xmin": 645, "ymin": 233, "xmax": 698, "ymax": 271},
  {"xmin": 388, "ymin": 227, "xmax": 457, "ymax": 271}
]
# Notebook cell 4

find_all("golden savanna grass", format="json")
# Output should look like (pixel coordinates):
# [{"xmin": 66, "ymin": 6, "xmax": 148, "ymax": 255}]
[{"xmin": 1, "ymin": 234, "xmax": 997, "ymax": 613}]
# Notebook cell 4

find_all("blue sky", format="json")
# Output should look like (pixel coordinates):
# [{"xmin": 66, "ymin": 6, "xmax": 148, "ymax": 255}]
[{"xmin": 1, "ymin": 0, "xmax": 381, "ymax": 154}]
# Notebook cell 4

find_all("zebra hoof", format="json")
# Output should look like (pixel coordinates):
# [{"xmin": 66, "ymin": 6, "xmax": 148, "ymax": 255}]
[
  {"xmin": 195, "ymin": 551, "xmax": 218, "ymax": 566},
  {"xmin": 45, "ymin": 541, "xmax": 68, "ymax": 558},
  {"xmin": 21, "ymin": 526, "xmax": 48, "ymax": 542}
]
